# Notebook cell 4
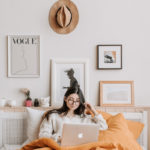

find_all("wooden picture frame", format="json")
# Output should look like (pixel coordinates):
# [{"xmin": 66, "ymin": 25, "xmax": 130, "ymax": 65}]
[
  {"xmin": 97, "ymin": 45, "xmax": 122, "ymax": 69},
  {"xmin": 100, "ymin": 81, "xmax": 134, "ymax": 106}
]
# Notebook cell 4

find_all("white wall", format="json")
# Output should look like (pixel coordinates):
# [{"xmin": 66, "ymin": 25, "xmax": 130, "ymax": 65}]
[{"xmin": 0, "ymin": 0, "xmax": 150, "ymax": 106}]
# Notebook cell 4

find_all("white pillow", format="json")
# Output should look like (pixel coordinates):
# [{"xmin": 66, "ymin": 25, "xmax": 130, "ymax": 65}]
[{"xmin": 26, "ymin": 108, "xmax": 46, "ymax": 142}]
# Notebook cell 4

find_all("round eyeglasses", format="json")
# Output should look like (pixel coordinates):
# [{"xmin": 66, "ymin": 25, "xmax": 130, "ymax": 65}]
[{"xmin": 68, "ymin": 99, "xmax": 80, "ymax": 105}]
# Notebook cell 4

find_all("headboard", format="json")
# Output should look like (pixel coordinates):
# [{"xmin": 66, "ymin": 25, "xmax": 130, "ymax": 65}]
[
  {"xmin": 0, "ymin": 106, "xmax": 149, "ymax": 150},
  {"xmin": 0, "ymin": 111, "xmax": 27, "ymax": 147}
]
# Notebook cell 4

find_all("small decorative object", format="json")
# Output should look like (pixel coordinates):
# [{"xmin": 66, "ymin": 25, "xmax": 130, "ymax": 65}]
[
  {"xmin": 7, "ymin": 100, "xmax": 16, "ymax": 107},
  {"xmin": 100, "ymin": 81, "xmax": 134, "ymax": 106},
  {"xmin": 8, "ymin": 35, "xmax": 40, "ymax": 77},
  {"xmin": 20, "ymin": 88, "xmax": 32, "ymax": 107},
  {"xmin": 51, "ymin": 58, "xmax": 89, "ymax": 107},
  {"xmin": 40, "ymin": 97, "xmax": 50, "ymax": 107},
  {"xmin": 49, "ymin": 0, "xmax": 79, "ymax": 34},
  {"xmin": 0, "ymin": 98, "xmax": 7, "ymax": 107},
  {"xmin": 25, "ymin": 100, "xmax": 32, "ymax": 107},
  {"xmin": 34, "ymin": 98, "xmax": 39, "ymax": 107},
  {"xmin": 97, "ymin": 45, "xmax": 122, "ymax": 69}
]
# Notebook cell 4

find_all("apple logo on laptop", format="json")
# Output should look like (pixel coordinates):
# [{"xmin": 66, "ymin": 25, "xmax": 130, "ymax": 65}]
[{"xmin": 78, "ymin": 133, "xmax": 83, "ymax": 139}]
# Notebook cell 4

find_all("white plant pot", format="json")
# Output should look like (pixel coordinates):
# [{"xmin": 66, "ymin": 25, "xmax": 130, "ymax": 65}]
[
  {"xmin": 7, "ymin": 100, "xmax": 16, "ymax": 107},
  {"xmin": 0, "ymin": 99, "xmax": 6, "ymax": 107}
]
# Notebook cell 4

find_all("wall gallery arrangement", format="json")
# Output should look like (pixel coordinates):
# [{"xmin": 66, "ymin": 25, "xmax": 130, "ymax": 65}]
[
  {"xmin": 4, "ymin": 2, "xmax": 130, "ymax": 108},
  {"xmin": 8, "ymin": 35, "xmax": 40, "ymax": 78},
  {"xmin": 51, "ymin": 58, "xmax": 89, "ymax": 107},
  {"xmin": 100, "ymin": 81, "xmax": 134, "ymax": 106},
  {"xmin": 0, "ymin": 0, "xmax": 137, "ymax": 109},
  {"xmin": 97, "ymin": 45, "xmax": 122, "ymax": 70}
]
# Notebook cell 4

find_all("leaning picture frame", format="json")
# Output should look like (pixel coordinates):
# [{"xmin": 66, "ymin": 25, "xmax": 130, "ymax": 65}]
[
  {"xmin": 97, "ymin": 45, "xmax": 122, "ymax": 69},
  {"xmin": 8, "ymin": 35, "xmax": 40, "ymax": 77},
  {"xmin": 51, "ymin": 58, "xmax": 89, "ymax": 107},
  {"xmin": 100, "ymin": 81, "xmax": 134, "ymax": 106}
]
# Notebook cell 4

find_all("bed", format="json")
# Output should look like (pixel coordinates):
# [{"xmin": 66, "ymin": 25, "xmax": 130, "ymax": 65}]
[{"xmin": 0, "ymin": 107, "xmax": 149, "ymax": 150}]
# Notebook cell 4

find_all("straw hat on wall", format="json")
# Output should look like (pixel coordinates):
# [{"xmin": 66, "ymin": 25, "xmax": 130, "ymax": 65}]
[{"xmin": 49, "ymin": 0, "xmax": 79, "ymax": 34}]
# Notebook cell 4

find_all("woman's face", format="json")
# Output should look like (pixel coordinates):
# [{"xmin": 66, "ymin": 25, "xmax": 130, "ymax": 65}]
[{"xmin": 65, "ymin": 93, "xmax": 80, "ymax": 111}]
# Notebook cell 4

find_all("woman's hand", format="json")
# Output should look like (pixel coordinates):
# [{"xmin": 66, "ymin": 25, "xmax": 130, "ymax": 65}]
[
  {"xmin": 58, "ymin": 136, "xmax": 62, "ymax": 143},
  {"xmin": 84, "ymin": 102, "xmax": 98, "ymax": 116}
]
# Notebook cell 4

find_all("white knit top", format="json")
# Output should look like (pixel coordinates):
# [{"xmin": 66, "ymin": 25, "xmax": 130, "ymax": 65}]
[{"xmin": 39, "ymin": 113, "xmax": 108, "ymax": 142}]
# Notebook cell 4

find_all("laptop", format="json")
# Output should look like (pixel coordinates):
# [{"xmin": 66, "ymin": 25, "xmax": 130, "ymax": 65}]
[{"xmin": 61, "ymin": 123, "xmax": 99, "ymax": 146}]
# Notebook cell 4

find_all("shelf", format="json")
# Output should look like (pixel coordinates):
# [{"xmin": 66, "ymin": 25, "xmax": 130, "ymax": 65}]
[{"xmin": 0, "ymin": 106, "xmax": 150, "ymax": 112}]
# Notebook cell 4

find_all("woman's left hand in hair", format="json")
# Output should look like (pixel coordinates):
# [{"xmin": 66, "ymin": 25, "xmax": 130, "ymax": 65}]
[{"xmin": 84, "ymin": 102, "xmax": 98, "ymax": 116}]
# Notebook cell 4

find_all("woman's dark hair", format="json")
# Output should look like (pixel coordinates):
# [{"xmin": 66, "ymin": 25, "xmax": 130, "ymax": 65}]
[{"xmin": 44, "ymin": 85, "xmax": 85, "ymax": 120}]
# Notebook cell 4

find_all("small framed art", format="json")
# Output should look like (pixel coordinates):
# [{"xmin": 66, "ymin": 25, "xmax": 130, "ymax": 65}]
[
  {"xmin": 8, "ymin": 35, "xmax": 40, "ymax": 77},
  {"xmin": 51, "ymin": 58, "xmax": 89, "ymax": 107},
  {"xmin": 97, "ymin": 45, "xmax": 122, "ymax": 69},
  {"xmin": 100, "ymin": 81, "xmax": 134, "ymax": 106}
]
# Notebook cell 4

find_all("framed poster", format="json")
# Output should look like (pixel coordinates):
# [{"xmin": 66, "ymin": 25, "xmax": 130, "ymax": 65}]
[
  {"xmin": 51, "ymin": 58, "xmax": 89, "ymax": 107},
  {"xmin": 100, "ymin": 81, "xmax": 134, "ymax": 106},
  {"xmin": 8, "ymin": 35, "xmax": 40, "ymax": 77},
  {"xmin": 97, "ymin": 45, "xmax": 122, "ymax": 69}
]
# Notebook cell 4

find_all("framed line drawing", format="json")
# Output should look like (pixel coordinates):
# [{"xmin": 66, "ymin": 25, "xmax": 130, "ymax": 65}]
[
  {"xmin": 97, "ymin": 45, "xmax": 122, "ymax": 69},
  {"xmin": 100, "ymin": 81, "xmax": 134, "ymax": 106},
  {"xmin": 51, "ymin": 58, "xmax": 89, "ymax": 107},
  {"xmin": 8, "ymin": 35, "xmax": 40, "ymax": 77}
]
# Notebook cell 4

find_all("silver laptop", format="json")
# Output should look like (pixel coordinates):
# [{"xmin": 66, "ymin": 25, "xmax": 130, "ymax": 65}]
[{"xmin": 61, "ymin": 123, "xmax": 99, "ymax": 146}]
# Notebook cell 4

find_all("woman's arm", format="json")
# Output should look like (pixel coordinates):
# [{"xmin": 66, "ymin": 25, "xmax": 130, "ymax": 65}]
[
  {"xmin": 84, "ymin": 102, "xmax": 108, "ymax": 130},
  {"xmin": 39, "ymin": 116, "xmax": 60, "ymax": 142},
  {"xmin": 91, "ymin": 114, "xmax": 108, "ymax": 130}
]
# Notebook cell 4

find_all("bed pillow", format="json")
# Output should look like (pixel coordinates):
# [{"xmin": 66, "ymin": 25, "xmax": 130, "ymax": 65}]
[
  {"xmin": 26, "ymin": 108, "xmax": 46, "ymax": 142},
  {"xmin": 126, "ymin": 119, "xmax": 144, "ymax": 139},
  {"xmin": 98, "ymin": 113, "xmax": 142, "ymax": 150},
  {"xmin": 97, "ymin": 110, "xmax": 144, "ymax": 139}
]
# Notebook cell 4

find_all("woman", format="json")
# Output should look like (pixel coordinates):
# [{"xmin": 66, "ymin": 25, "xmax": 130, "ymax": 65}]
[{"xmin": 39, "ymin": 86, "xmax": 108, "ymax": 143}]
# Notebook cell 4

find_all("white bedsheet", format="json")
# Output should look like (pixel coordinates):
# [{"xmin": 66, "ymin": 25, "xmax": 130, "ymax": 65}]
[{"xmin": 0, "ymin": 144, "xmax": 21, "ymax": 150}]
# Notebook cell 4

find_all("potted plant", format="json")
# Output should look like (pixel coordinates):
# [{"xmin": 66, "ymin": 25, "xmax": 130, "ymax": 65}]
[{"xmin": 21, "ymin": 88, "xmax": 32, "ymax": 107}]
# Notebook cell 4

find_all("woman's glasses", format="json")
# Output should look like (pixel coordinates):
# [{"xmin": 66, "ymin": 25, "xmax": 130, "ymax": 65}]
[{"xmin": 68, "ymin": 99, "xmax": 80, "ymax": 105}]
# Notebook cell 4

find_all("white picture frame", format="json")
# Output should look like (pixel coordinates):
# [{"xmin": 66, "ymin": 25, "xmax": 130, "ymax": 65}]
[
  {"xmin": 100, "ymin": 81, "xmax": 134, "ymax": 106},
  {"xmin": 8, "ymin": 35, "xmax": 40, "ymax": 77},
  {"xmin": 51, "ymin": 58, "xmax": 89, "ymax": 107}
]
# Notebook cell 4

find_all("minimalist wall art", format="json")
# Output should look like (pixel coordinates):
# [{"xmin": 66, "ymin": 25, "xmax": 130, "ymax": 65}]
[
  {"xmin": 100, "ymin": 81, "xmax": 134, "ymax": 106},
  {"xmin": 8, "ymin": 35, "xmax": 40, "ymax": 77},
  {"xmin": 97, "ymin": 45, "xmax": 122, "ymax": 69},
  {"xmin": 51, "ymin": 58, "xmax": 89, "ymax": 107}
]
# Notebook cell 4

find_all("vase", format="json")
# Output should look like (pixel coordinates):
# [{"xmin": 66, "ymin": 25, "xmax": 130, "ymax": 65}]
[
  {"xmin": 34, "ymin": 98, "xmax": 39, "ymax": 107},
  {"xmin": 25, "ymin": 100, "xmax": 32, "ymax": 107}
]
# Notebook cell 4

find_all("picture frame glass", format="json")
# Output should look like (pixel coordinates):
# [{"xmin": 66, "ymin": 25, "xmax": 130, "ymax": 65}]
[
  {"xmin": 103, "ymin": 84, "xmax": 131, "ymax": 104},
  {"xmin": 8, "ymin": 35, "xmax": 40, "ymax": 77},
  {"xmin": 51, "ymin": 59, "xmax": 89, "ymax": 107},
  {"xmin": 56, "ymin": 64, "xmax": 84, "ymax": 102},
  {"xmin": 100, "ymin": 81, "xmax": 134, "ymax": 106}
]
